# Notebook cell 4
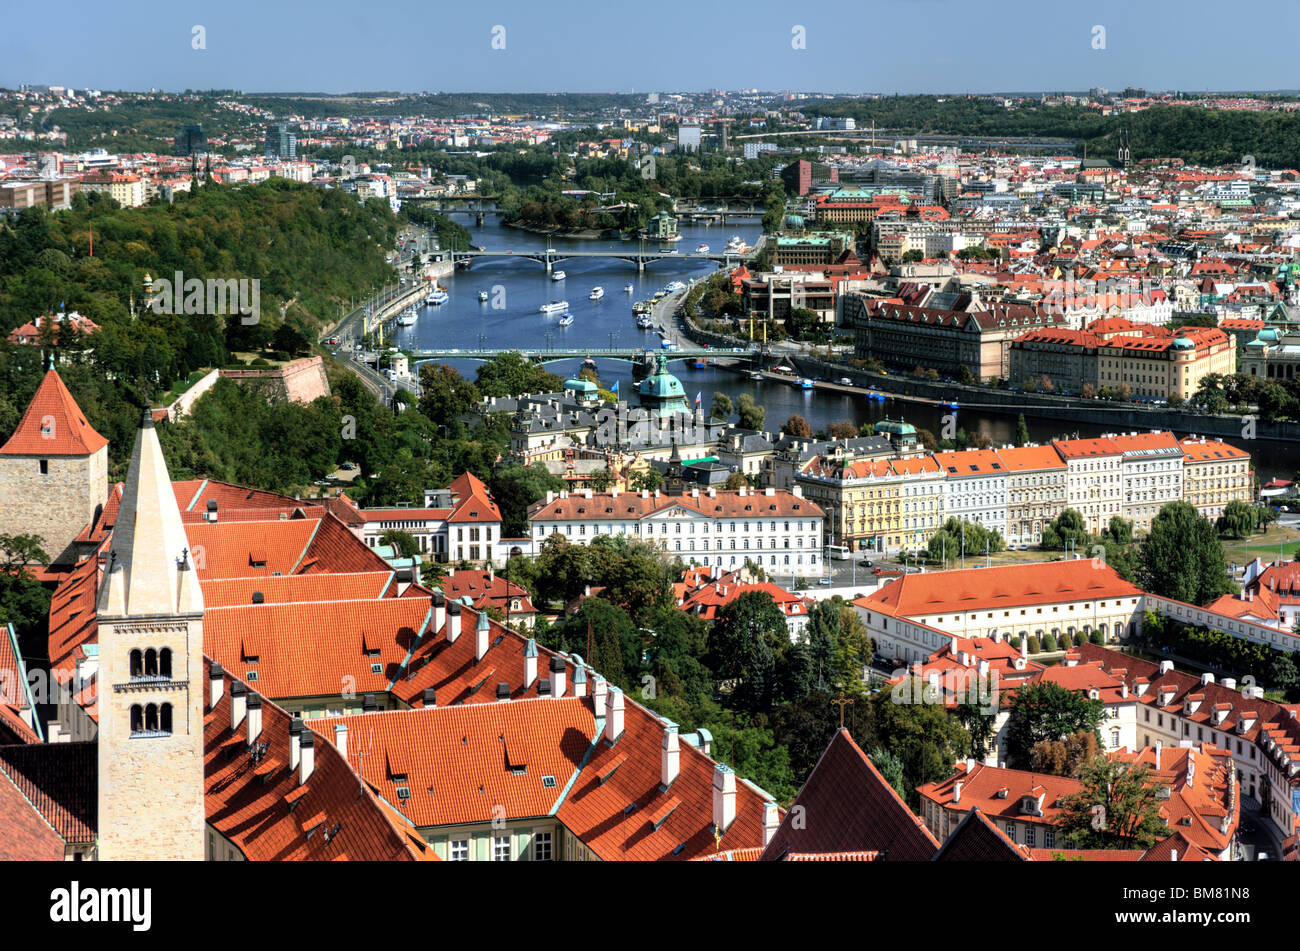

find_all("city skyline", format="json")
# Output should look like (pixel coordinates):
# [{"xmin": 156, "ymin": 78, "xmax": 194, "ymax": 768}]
[{"xmin": 5, "ymin": 0, "xmax": 1300, "ymax": 96}]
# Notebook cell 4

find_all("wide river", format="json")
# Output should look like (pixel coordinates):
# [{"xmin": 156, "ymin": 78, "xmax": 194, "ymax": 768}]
[{"xmin": 394, "ymin": 213, "xmax": 1298, "ymax": 483}]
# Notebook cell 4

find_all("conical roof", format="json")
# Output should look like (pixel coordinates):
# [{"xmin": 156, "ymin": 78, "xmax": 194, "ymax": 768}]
[
  {"xmin": 0, "ymin": 369, "xmax": 108, "ymax": 456},
  {"xmin": 97, "ymin": 411, "xmax": 203, "ymax": 619}
]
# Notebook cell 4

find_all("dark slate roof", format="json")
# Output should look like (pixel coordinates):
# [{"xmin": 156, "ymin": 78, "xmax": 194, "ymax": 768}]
[
  {"xmin": 760, "ymin": 729, "xmax": 940, "ymax": 861},
  {"xmin": 0, "ymin": 741, "xmax": 97, "ymax": 843},
  {"xmin": 932, "ymin": 807, "xmax": 1030, "ymax": 862}
]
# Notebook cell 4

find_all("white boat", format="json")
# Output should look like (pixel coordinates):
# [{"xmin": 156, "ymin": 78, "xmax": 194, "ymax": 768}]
[
  {"xmin": 637, "ymin": 314, "xmax": 654, "ymax": 329},
  {"xmin": 552, "ymin": 270, "xmax": 566, "ymax": 282},
  {"xmin": 696, "ymin": 243, "xmax": 710, "ymax": 253},
  {"xmin": 748, "ymin": 371, "xmax": 764, "ymax": 381},
  {"xmin": 798, "ymin": 378, "xmax": 815, "ymax": 390},
  {"xmin": 540, "ymin": 300, "xmax": 570, "ymax": 314},
  {"xmin": 558, "ymin": 313, "xmax": 574, "ymax": 326},
  {"xmin": 478, "ymin": 291, "xmax": 489, "ymax": 302},
  {"xmin": 624, "ymin": 283, "xmax": 635, "ymax": 293},
  {"xmin": 664, "ymin": 281, "xmax": 685, "ymax": 292},
  {"xmin": 397, "ymin": 309, "xmax": 417, "ymax": 327},
  {"xmin": 589, "ymin": 286, "xmax": 604, "ymax": 300},
  {"xmin": 426, "ymin": 289, "xmax": 449, "ymax": 305}
]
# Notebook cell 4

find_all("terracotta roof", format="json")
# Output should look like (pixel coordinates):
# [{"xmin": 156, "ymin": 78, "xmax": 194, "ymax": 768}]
[
  {"xmin": 994, "ymin": 445, "xmax": 1068, "ymax": 472},
  {"xmin": 200, "ymin": 571, "xmax": 395, "ymax": 608},
  {"xmin": 0, "ymin": 765, "xmax": 65, "ymax": 859},
  {"xmin": 446, "ymin": 472, "xmax": 502, "ymax": 524},
  {"xmin": 203, "ymin": 660, "xmax": 430, "ymax": 861},
  {"xmin": 558, "ymin": 697, "xmax": 776, "ymax": 861},
  {"xmin": 0, "ymin": 369, "xmax": 108, "ymax": 456},
  {"xmin": 761, "ymin": 728, "xmax": 939, "ymax": 861},
  {"xmin": 856, "ymin": 561, "xmax": 1142, "ymax": 618},
  {"xmin": 312, "ymin": 699, "xmax": 595, "ymax": 828}
]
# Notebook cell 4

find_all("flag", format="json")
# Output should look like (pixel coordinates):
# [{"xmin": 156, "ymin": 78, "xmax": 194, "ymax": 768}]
[
  {"xmin": 611, "ymin": 379, "xmax": 619, "ymax": 394},
  {"xmin": 694, "ymin": 391, "xmax": 702, "ymax": 404}
]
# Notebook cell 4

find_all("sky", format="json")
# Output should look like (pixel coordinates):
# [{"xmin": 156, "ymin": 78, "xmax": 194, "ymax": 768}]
[{"xmin": 5, "ymin": 0, "xmax": 1300, "ymax": 96}]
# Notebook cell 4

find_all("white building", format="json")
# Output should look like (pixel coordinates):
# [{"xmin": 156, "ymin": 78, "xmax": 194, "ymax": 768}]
[
  {"xmin": 527, "ymin": 486, "xmax": 826, "ymax": 577},
  {"xmin": 932, "ymin": 449, "xmax": 1008, "ymax": 542}
]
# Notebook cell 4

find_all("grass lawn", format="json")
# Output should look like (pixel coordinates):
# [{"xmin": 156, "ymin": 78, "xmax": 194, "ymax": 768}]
[
  {"xmin": 159, "ymin": 368, "xmax": 211, "ymax": 405},
  {"xmin": 1221, "ymin": 523, "xmax": 1300, "ymax": 566}
]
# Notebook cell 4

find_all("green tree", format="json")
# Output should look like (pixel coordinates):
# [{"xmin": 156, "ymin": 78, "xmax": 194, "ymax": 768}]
[
  {"xmin": 1004, "ymin": 681, "xmax": 1104, "ymax": 768},
  {"xmin": 1216, "ymin": 499, "xmax": 1258, "ymax": 539},
  {"xmin": 490, "ymin": 464, "xmax": 564, "ymax": 537},
  {"xmin": 869, "ymin": 747, "xmax": 909, "ymax": 801},
  {"xmin": 379, "ymin": 529, "xmax": 421, "ymax": 558},
  {"xmin": 1140, "ymin": 501, "xmax": 1235, "ymax": 604},
  {"xmin": 872, "ymin": 683, "xmax": 970, "ymax": 807},
  {"xmin": 418, "ymin": 363, "xmax": 480, "ymax": 430},
  {"xmin": 711, "ymin": 391, "xmax": 734, "ymax": 419},
  {"xmin": 1058, "ymin": 757, "xmax": 1169, "ymax": 849},
  {"xmin": 735, "ymin": 392, "xmax": 765, "ymax": 430},
  {"xmin": 707, "ymin": 591, "xmax": 789, "ymax": 714},
  {"xmin": 1107, "ymin": 515, "xmax": 1134, "ymax": 545},
  {"xmin": 629, "ymin": 467, "xmax": 664, "ymax": 492},
  {"xmin": 1042, "ymin": 508, "xmax": 1090, "ymax": 551}
]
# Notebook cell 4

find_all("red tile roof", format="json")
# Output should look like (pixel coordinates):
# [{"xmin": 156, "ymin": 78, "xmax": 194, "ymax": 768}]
[
  {"xmin": 0, "ymin": 369, "xmax": 108, "ymax": 456},
  {"xmin": 529, "ymin": 488, "xmax": 822, "ymax": 522},
  {"xmin": 203, "ymin": 660, "xmax": 431, "ymax": 861},
  {"xmin": 760, "ymin": 728, "xmax": 939, "ymax": 861},
  {"xmin": 313, "ymin": 699, "xmax": 595, "ymax": 828},
  {"xmin": 932, "ymin": 807, "xmax": 1029, "ymax": 861},
  {"xmin": 446, "ymin": 472, "xmax": 502, "ymax": 524},
  {"xmin": 0, "ymin": 741, "xmax": 96, "ymax": 843},
  {"xmin": 0, "ymin": 766, "xmax": 65, "ymax": 859}
]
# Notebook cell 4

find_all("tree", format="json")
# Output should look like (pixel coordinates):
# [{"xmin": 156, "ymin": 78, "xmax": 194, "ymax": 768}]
[
  {"xmin": 707, "ymin": 591, "xmax": 790, "ymax": 714},
  {"xmin": 379, "ymin": 529, "xmax": 421, "ymax": 558},
  {"xmin": 735, "ymin": 392, "xmax": 765, "ymax": 430},
  {"xmin": 869, "ymin": 748, "xmax": 909, "ymax": 800},
  {"xmin": 1015, "ymin": 413, "xmax": 1030, "ymax": 447},
  {"xmin": 827, "ymin": 420, "xmax": 857, "ymax": 439},
  {"xmin": 783, "ymin": 414, "xmax": 813, "ymax": 438},
  {"xmin": 490, "ymin": 464, "xmax": 564, "ymax": 538},
  {"xmin": 1042, "ymin": 508, "xmax": 1090, "ymax": 551},
  {"xmin": 1027, "ymin": 729, "xmax": 1099, "ymax": 777},
  {"xmin": 589, "ymin": 468, "xmax": 616, "ymax": 492},
  {"xmin": 1058, "ymin": 757, "xmax": 1168, "ymax": 849},
  {"xmin": 418, "ymin": 363, "xmax": 480, "ymax": 430},
  {"xmin": 958, "ymin": 365, "xmax": 976, "ymax": 386},
  {"xmin": 927, "ymin": 518, "xmax": 1005, "ymax": 563},
  {"xmin": 629, "ymin": 467, "xmax": 663, "ymax": 492},
  {"xmin": 475, "ymin": 351, "xmax": 563, "ymax": 398},
  {"xmin": 1140, "ymin": 501, "xmax": 1235, "ymax": 605},
  {"xmin": 711, "ymin": 392, "xmax": 734, "ymax": 419},
  {"xmin": 1004, "ymin": 681, "xmax": 1104, "ymax": 768},
  {"xmin": 871, "ymin": 683, "xmax": 970, "ymax": 807},
  {"xmin": 1216, "ymin": 499, "xmax": 1258, "ymax": 539},
  {"xmin": 1107, "ymin": 515, "xmax": 1134, "ymax": 545}
]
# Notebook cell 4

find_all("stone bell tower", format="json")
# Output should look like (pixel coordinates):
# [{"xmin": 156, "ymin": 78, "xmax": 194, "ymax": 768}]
[{"xmin": 96, "ymin": 411, "xmax": 205, "ymax": 861}]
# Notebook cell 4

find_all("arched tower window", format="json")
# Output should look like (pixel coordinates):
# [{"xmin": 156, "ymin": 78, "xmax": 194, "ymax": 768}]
[
  {"xmin": 129, "ymin": 650, "xmax": 143, "ymax": 679},
  {"xmin": 144, "ymin": 649, "xmax": 158, "ymax": 678},
  {"xmin": 159, "ymin": 648, "xmax": 172, "ymax": 680},
  {"xmin": 130, "ymin": 704, "xmax": 143, "ymax": 734},
  {"xmin": 159, "ymin": 704, "xmax": 173, "ymax": 735},
  {"xmin": 145, "ymin": 704, "xmax": 159, "ymax": 732}
]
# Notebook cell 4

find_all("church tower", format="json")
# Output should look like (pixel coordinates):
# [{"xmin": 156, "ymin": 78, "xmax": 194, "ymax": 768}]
[
  {"xmin": 0, "ymin": 368, "xmax": 109, "ymax": 565},
  {"xmin": 96, "ymin": 411, "xmax": 205, "ymax": 861}
]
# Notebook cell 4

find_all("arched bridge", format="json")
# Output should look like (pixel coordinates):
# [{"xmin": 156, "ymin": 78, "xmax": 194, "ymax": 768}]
[
  {"xmin": 449, "ymin": 247, "xmax": 758, "ymax": 272},
  {"xmin": 407, "ymin": 346, "xmax": 760, "ymax": 366}
]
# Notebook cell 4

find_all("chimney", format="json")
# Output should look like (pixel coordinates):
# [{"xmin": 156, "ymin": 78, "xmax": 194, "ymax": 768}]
[
  {"xmin": 953, "ymin": 781, "xmax": 963, "ymax": 804},
  {"xmin": 1201, "ymin": 672, "xmax": 1215, "ymax": 686},
  {"xmin": 446, "ymin": 602, "xmax": 462, "ymax": 642},
  {"xmin": 209, "ymin": 662, "xmax": 225, "ymax": 709},
  {"xmin": 1159, "ymin": 660, "xmax": 1174, "ymax": 675},
  {"xmin": 432, "ymin": 591, "xmax": 446, "ymax": 634},
  {"xmin": 422, "ymin": 687, "xmax": 436, "ymax": 708},
  {"xmin": 537, "ymin": 678, "xmax": 552, "ymax": 697},
  {"xmin": 762, "ymin": 800, "xmax": 780, "ymax": 846},
  {"xmin": 245, "ymin": 692, "xmax": 263, "ymax": 746},
  {"xmin": 573, "ymin": 664, "xmax": 588, "ymax": 698},
  {"xmin": 1020, "ymin": 637, "xmax": 1028, "ymax": 660},
  {"xmin": 592, "ymin": 674, "xmax": 608, "ymax": 712},
  {"xmin": 496, "ymin": 682, "xmax": 511, "ymax": 701},
  {"xmin": 333, "ymin": 722, "xmax": 348, "ymax": 758},
  {"xmin": 1155, "ymin": 740, "xmax": 1163, "ymax": 770},
  {"xmin": 604, "ymin": 686, "xmax": 624, "ymax": 742},
  {"xmin": 230, "ymin": 680, "xmax": 247, "ymax": 729},
  {"xmin": 299, "ymin": 730, "xmax": 315, "ymax": 784},
  {"xmin": 712, "ymin": 763, "xmax": 737, "ymax": 834},
  {"xmin": 475, "ymin": 609, "xmax": 490, "ymax": 662},
  {"xmin": 1169, "ymin": 848, "xmax": 1178, "ymax": 862},
  {"xmin": 523, "ymin": 639, "xmax": 538, "ymax": 688},
  {"xmin": 289, "ymin": 717, "xmax": 303, "ymax": 771},
  {"xmin": 550, "ymin": 655, "xmax": 567, "ymax": 698},
  {"xmin": 661, "ymin": 723, "xmax": 680, "ymax": 787}
]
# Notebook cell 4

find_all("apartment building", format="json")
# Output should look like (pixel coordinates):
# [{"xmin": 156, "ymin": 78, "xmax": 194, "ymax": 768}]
[
  {"xmin": 932, "ymin": 449, "xmax": 1008, "ymax": 542},
  {"xmin": 1112, "ymin": 431, "xmax": 1184, "ymax": 533},
  {"xmin": 1180, "ymin": 437, "xmax": 1253, "ymax": 522},
  {"xmin": 79, "ymin": 171, "xmax": 145, "ymax": 207},
  {"xmin": 526, "ymin": 485, "xmax": 826, "ymax": 577},
  {"xmin": 998, "ymin": 445, "xmax": 1068, "ymax": 548},
  {"xmin": 1052, "ymin": 437, "xmax": 1123, "ymax": 536}
]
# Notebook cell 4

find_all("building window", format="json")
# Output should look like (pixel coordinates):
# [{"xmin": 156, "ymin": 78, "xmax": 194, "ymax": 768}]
[
  {"xmin": 492, "ymin": 836, "xmax": 511, "ymax": 861},
  {"xmin": 39, "ymin": 459, "xmax": 48, "ymax": 475},
  {"xmin": 534, "ymin": 831, "xmax": 553, "ymax": 861},
  {"xmin": 450, "ymin": 839, "xmax": 469, "ymax": 861},
  {"xmin": 1005, "ymin": 822, "xmax": 1016, "ymax": 843}
]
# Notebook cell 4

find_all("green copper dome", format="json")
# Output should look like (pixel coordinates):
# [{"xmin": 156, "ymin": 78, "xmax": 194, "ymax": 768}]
[
  {"xmin": 1171, "ymin": 336, "xmax": 1195, "ymax": 350},
  {"xmin": 636, "ymin": 353, "xmax": 689, "ymax": 417}
]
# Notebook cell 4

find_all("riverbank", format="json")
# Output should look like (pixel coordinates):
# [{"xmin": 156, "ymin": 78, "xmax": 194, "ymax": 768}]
[{"xmin": 503, "ymin": 219, "xmax": 617, "ymax": 241}]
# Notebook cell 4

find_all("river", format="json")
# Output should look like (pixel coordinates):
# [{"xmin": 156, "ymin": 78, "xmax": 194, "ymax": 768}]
[{"xmin": 394, "ymin": 213, "xmax": 1298, "ymax": 483}]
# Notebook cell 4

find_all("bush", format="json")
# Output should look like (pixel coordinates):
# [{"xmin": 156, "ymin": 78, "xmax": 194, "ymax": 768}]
[
  {"xmin": 1027, "ymin": 635, "xmax": 1042, "ymax": 654},
  {"xmin": 1041, "ymin": 633, "xmax": 1058, "ymax": 653},
  {"xmin": 1090, "ymin": 630, "xmax": 1104, "ymax": 644},
  {"xmin": 1009, "ymin": 636, "xmax": 1021, "ymax": 650},
  {"xmin": 1058, "ymin": 631, "xmax": 1073, "ymax": 650}
]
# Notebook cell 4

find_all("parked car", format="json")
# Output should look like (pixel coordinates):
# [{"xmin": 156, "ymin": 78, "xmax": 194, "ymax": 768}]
[
  {"xmin": 341, "ymin": 462, "xmax": 358, "ymax": 471},
  {"xmin": 817, "ymin": 578, "xmax": 833, "ymax": 586},
  {"xmin": 838, "ymin": 377, "xmax": 852, "ymax": 385},
  {"xmin": 859, "ymin": 558, "xmax": 874, "ymax": 567}
]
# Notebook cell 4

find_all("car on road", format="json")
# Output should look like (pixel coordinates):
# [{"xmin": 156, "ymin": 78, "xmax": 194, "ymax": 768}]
[
  {"xmin": 817, "ymin": 578, "xmax": 833, "ymax": 586},
  {"xmin": 858, "ymin": 559, "xmax": 874, "ymax": 567},
  {"xmin": 838, "ymin": 377, "xmax": 852, "ymax": 385},
  {"xmin": 340, "ymin": 462, "xmax": 358, "ymax": 471}
]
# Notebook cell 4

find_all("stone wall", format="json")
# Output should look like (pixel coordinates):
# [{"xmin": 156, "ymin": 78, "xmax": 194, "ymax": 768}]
[
  {"xmin": 0, "ymin": 446, "xmax": 107, "ymax": 565},
  {"xmin": 219, "ymin": 355, "xmax": 331, "ymax": 405}
]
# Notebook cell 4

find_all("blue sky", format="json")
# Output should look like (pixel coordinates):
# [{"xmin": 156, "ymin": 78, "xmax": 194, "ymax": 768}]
[{"xmin": 5, "ymin": 0, "xmax": 1300, "ymax": 95}]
